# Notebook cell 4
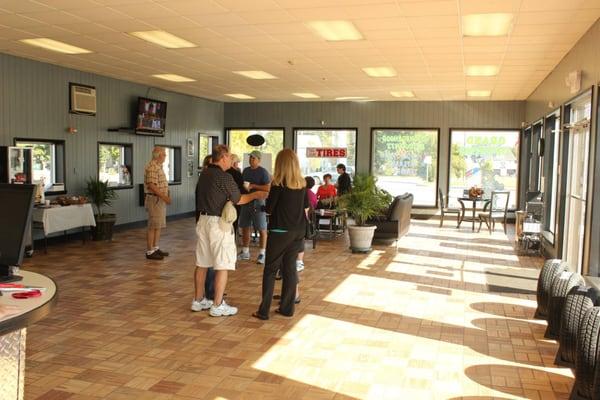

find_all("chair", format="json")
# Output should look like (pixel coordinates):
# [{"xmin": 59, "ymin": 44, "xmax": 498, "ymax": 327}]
[
  {"xmin": 438, "ymin": 188, "xmax": 463, "ymax": 228},
  {"xmin": 369, "ymin": 193, "xmax": 413, "ymax": 243},
  {"xmin": 477, "ymin": 191, "xmax": 510, "ymax": 234}
]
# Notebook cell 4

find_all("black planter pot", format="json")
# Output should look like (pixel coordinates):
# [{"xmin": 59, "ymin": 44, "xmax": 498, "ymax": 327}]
[{"xmin": 92, "ymin": 214, "xmax": 116, "ymax": 241}]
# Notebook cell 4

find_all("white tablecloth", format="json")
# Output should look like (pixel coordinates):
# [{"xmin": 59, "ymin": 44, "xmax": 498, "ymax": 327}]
[{"xmin": 32, "ymin": 203, "xmax": 96, "ymax": 235}]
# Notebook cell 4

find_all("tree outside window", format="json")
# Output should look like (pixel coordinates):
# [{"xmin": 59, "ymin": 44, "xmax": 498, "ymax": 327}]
[{"xmin": 227, "ymin": 129, "xmax": 284, "ymax": 172}]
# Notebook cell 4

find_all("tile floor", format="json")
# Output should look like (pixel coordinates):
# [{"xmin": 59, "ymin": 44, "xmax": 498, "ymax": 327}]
[{"xmin": 20, "ymin": 218, "xmax": 572, "ymax": 400}]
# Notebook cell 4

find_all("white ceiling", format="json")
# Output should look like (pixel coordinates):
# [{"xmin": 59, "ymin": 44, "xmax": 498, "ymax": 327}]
[{"xmin": 1, "ymin": 0, "xmax": 599, "ymax": 102}]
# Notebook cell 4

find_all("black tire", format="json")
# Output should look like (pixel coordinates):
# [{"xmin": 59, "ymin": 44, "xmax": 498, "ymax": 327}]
[
  {"xmin": 535, "ymin": 259, "xmax": 566, "ymax": 319},
  {"xmin": 556, "ymin": 286, "xmax": 599, "ymax": 367},
  {"xmin": 545, "ymin": 271, "xmax": 585, "ymax": 339},
  {"xmin": 572, "ymin": 307, "xmax": 600, "ymax": 399}
]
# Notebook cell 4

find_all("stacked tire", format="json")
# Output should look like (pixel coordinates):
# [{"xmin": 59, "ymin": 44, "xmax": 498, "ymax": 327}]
[
  {"xmin": 545, "ymin": 271, "xmax": 585, "ymax": 339},
  {"xmin": 556, "ymin": 286, "xmax": 599, "ymax": 368},
  {"xmin": 535, "ymin": 259, "xmax": 566, "ymax": 319},
  {"xmin": 571, "ymin": 307, "xmax": 600, "ymax": 400}
]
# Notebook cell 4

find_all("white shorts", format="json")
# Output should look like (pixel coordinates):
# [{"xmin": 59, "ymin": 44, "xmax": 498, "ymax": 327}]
[{"xmin": 195, "ymin": 215, "xmax": 236, "ymax": 271}]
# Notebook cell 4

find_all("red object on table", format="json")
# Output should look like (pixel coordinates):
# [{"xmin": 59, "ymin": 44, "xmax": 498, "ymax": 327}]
[{"xmin": 12, "ymin": 290, "xmax": 42, "ymax": 299}]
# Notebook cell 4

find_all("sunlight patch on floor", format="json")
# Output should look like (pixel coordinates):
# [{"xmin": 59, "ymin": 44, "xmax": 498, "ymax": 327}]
[{"xmin": 252, "ymin": 314, "xmax": 558, "ymax": 399}]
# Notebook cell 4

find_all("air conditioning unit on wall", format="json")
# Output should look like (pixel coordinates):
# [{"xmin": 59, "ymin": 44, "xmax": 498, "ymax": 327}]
[{"xmin": 69, "ymin": 83, "xmax": 96, "ymax": 115}]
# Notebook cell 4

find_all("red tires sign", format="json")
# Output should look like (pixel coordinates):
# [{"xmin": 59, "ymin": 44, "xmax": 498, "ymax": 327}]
[{"xmin": 306, "ymin": 147, "xmax": 347, "ymax": 158}]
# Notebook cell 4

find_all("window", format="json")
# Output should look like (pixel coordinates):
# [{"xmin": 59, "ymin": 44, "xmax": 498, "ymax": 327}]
[
  {"xmin": 98, "ymin": 143, "xmax": 133, "ymax": 188},
  {"xmin": 160, "ymin": 146, "xmax": 181, "ymax": 184},
  {"xmin": 529, "ymin": 121, "xmax": 543, "ymax": 192},
  {"xmin": 198, "ymin": 134, "xmax": 219, "ymax": 169},
  {"xmin": 543, "ymin": 111, "xmax": 560, "ymax": 242},
  {"xmin": 294, "ymin": 129, "xmax": 357, "ymax": 185},
  {"xmin": 226, "ymin": 128, "xmax": 284, "ymax": 172},
  {"xmin": 15, "ymin": 138, "xmax": 65, "ymax": 194},
  {"xmin": 371, "ymin": 129, "xmax": 439, "ymax": 206},
  {"xmin": 449, "ymin": 129, "xmax": 520, "ymax": 209}
]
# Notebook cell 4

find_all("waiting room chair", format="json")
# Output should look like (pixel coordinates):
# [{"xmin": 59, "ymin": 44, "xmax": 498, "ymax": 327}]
[
  {"xmin": 438, "ymin": 188, "xmax": 463, "ymax": 228},
  {"xmin": 368, "ymin": 193, "xmax": 413, "ymax": 244},
  {"xmin": 477, "ymin": 191, "xmax": 510, "ymax": 234}
]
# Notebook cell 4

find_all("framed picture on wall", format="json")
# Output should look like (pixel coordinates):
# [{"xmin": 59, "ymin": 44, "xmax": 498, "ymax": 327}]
[
  {"xmin": 187, "ymin": 160, "xmax": 194, "ymax": 177},
  {"xmin": 186, "ymin": 138, "xmax": 194, "ymax": 158}
]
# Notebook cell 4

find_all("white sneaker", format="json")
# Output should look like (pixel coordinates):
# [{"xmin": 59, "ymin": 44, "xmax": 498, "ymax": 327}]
[
  {"xmin": 257, "ymin": 253, "xmax": 266, "ymax": 264},
  {"xmin": 296, "ymin": 260, "xmax": 305, "ymax": 272},
  {"xmin": 190, "ymin": 298, "xmax": 213, "ymax": 312},
  {"xmin": 237, "ymin": 252, "xmax": 250, "ymax": 261},
  {"xmin": 209, "ymin": 300, "xmax": 238, "ymax": 317}
]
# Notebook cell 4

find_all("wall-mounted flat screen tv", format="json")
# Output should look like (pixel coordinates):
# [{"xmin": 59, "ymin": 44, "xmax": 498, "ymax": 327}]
[{"xmin": 135, "ymin": 97, "xmax": 167, "ymax": 136}]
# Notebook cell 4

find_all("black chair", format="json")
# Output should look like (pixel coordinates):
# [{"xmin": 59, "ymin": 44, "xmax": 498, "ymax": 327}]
[
  {"xmin": 438, "ymin": 188, "xmax": 462, "ymax": 228},
  {"xmin": 369, "ymin": 193, "xmax": 413, "ymax": 244},
  {"xmin": 477, "ymin": 191, "xmax": 510, "ymax": 234}
]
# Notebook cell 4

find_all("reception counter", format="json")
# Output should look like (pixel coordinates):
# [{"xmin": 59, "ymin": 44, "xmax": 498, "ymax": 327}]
[{"xmin": 0, "ymin": 271, "xmax": 56, "ymax": 400}]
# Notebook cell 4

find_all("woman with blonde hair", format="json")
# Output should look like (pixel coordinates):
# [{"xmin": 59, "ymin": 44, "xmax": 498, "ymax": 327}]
[{"xmin": 253, "ymin": 149, "xmax": 308, "ymax": 320}]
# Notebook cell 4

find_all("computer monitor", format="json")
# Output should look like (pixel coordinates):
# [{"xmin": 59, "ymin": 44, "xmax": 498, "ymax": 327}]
[
  {"xmin": 0, "ymin": 183, "xmax": 35, "ymax": 283},
  {"xmin": 526, "ymin": 191, "xmax": 542, "ymax": 202}
]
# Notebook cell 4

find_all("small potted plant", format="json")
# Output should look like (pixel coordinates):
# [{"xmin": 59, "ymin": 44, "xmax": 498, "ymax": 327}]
[
  {"xmin": 85, "ymin": 177, "xmax": 118, "ymax": 241},
  {"xmin": 337, "ymin": 174, "xmax": 391, "ymax": 253}
]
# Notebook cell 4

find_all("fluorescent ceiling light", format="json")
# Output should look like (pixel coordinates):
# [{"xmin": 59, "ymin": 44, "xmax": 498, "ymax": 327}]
[
  {"xmin": 390, "ymin": 91, "xmax": 415, "ymax": 98},
  {"xmin": 465, "ymin": 65, "xmax": 499, "ymax": 77},
  {"xmin": 129, "ymin": 30, "xmax": 196, "ymax": 49},
  {"xmin": 225, "ymin": 93, "xmax": 255, "ymax": 99},
  {"xmin": 306, "ymin": 20, "xmax": 363, "ymax": 41},
  {"xmin": 152, "ymin": 74, "xmax": 195, "ymax": 82},
  {"xmin": 462, "ymin": 13, "xmax": 514, "ymax": 37},
  {"xmin": 362, "ymin": 67, "xmax": 397, "ymax": 78},
  {"xmin": 19, "ymin": 38, "xmax": 91, "ymax": 54},
  {"xmin": 335, "ymin": 96, "xmax": 369, "ymax": 101},
  {"xmin": 467, "ymin": 90, "xmax": 491, "ymax": 97},
  {"xmin": 293, "ymin": 93, "xmax": 320, "ymax": 99},
  {"xmin": 233, "ymin": 70, "xmax": 278, "ymax": 80}
]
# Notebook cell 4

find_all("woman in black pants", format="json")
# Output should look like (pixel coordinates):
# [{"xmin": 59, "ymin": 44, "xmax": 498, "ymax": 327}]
[{"xmin": 253, "ymin": 149, "xmax": 308, "ymax": 319}]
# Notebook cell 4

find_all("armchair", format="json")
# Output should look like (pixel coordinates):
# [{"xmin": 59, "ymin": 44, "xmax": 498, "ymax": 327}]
[{"xmin": 368, "ymin": 193, "xmax": 413, "ymax": 243}]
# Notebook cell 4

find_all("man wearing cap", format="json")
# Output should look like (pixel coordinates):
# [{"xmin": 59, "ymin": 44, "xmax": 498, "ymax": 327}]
[{"xmin": 238, "ymin": 150, "xmax": 271, "ymax": 264}]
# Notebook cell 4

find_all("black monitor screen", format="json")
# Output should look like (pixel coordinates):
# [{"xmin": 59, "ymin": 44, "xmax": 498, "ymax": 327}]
[
  {"xmin": 135, "ymin": 97, "xmax": 167, "ymax": 135},
  {"xmin": 0, "ymin": 184, "xmax": 35, "ymax": 269}
]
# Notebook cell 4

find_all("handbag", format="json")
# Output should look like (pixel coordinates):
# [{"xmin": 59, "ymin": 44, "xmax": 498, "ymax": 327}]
[{"xmin": 305, "ymin": 209, "xmax": 316, "ymax": 240}]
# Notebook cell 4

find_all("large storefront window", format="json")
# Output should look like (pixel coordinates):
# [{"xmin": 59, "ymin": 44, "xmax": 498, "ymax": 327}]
[
  {"xmin": 543, "ymin": 111, "xmax": 560, "ymax": 243},
  {"xmin": 226, "ymin": 129, "xmax": 284, "ymax": 172},
  {"xmin": 294, "ymin": 129, "xmax": 357, "ymax": 185},
  {"xmin": 449, "ymin": 130, "xmax": 519, "ymax": 209},
  {"xmin": 371, "ymin": 129, "xmax": 438, "ymax": 206}
]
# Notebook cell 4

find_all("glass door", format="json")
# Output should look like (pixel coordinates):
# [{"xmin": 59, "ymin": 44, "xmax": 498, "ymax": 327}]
[{"xmin": 562, "ymin": 95, "xmax": 591, "ymax": 273}]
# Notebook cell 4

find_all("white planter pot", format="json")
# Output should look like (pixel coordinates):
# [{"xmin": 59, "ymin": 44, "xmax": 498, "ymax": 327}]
[{"xmin": 347, "ymin": 225, "xmax": 377, "ymax": 253}]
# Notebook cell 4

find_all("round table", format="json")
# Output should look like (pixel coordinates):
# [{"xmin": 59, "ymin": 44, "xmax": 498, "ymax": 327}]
[
  {"xmin": 458, "ymin": 197, "xmax": 490, "ymax": 231},
  {"xmin": 0, "ymin": 271, "xmax": 57, "ymax": 400}
]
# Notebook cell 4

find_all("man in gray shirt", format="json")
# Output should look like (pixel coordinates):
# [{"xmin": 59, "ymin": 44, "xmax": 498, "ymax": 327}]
[{"xmin": 192, "ymin": 144, "xmax": 268, "ymax": 317}]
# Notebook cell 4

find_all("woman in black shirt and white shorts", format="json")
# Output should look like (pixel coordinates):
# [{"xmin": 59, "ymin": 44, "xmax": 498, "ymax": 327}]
[{"xmin": 253, "ymin": 149, "xmax": 308, "ymax": 319}]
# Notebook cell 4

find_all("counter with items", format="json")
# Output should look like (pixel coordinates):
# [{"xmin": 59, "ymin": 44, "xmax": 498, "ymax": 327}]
[{"xmin": 0, "ymin": 271, "xmax": 57, "ymax": 400}]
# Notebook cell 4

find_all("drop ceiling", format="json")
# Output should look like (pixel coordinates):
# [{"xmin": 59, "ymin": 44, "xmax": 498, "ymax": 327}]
[{"xmin": 0, "ymin": 0, "xmax": 599, "ymax": 102}]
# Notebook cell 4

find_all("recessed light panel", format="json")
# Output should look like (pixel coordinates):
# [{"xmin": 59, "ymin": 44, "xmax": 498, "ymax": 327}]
[
  {"xmin": 335, "ymin": 96, "xmax": 369, "ymax": 101},
  {"xmin": 390, "ymin": 91, "xmax": 415, "ymax": 98},
  {"xmin": 152, "ymin": 74, "xmax": 196, "ymax": 82},
  {"xmin": 462, "ymin": 14, "xmax": 514, "ymax": 37},
  {"xmin": 225, "ymin": 93, "xmax": 255, "ymax": 99},
  {"xmin": 293, "ymin": 93, "xmax": 320, "ymax": 99},
  {"xmin": 306, "ymin": 20, "xmax": 363, "ymax": 41},
  {"xmin": 467, "ymin": 90, "xmax": 492, "ymax": 97},
  {"xmin": 362, "ymin": 67, "xmax": 397, "ymax": 78},
  {"xmin": 233, "ymin": 71, "xmax": 278, "ymax": 80},
  {"xmin": 129, "ymin": 30, "xmax": 196, "ymax": 49},
  {"xmin": 465, "ymin": 65, "xmax": 500, "ymax": 77},
  {"xmin": 19, "ymin": 38, "xmax": 91, "ymax": 54}
]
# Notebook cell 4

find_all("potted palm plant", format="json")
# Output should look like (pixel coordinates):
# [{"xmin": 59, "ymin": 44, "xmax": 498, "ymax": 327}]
[
  {"xmin": 85, "ymin": 177, "xmax": 118, "ymax": 241},
  {"xmin": 337, "ymin": 174, "xmax": 391, "ymax": 253}
]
